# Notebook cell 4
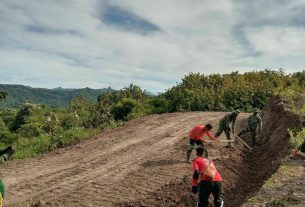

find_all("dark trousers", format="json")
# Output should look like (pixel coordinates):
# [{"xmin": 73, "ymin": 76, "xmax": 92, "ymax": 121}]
[
  {"xmin": 187, "ymin": 139, "xmax": 204, "ymax": 161},
  {"xmin": 198, "ymin": 181, "xmax": 223, "ymax": 207}
]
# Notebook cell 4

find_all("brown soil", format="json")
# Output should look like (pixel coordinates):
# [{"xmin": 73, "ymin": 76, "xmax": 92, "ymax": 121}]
[
  {"xmin": 0, "ymin": 96, "xmax": 301, "ymax": 207},
  {"xmin": 242, "ymin": 158, "xmax": 305, "ymax": 207}
]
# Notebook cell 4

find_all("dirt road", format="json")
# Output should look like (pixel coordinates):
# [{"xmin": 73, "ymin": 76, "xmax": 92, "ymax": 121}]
[{"xmin": 0, "ymin": 112, "xmax": 235, "ymax": 207}]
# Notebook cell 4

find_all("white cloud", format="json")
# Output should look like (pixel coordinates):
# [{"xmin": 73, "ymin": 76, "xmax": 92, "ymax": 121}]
[
  {"xmin": 0, "ymin": 0, "xmax": 305, "ymax": 92},
  {"xmin": 243, "ymin": 26, "xmax": 305, "ymax": 56}
]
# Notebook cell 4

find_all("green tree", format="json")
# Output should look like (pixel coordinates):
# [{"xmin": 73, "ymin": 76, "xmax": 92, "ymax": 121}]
[
  {"xmin": 111, "ymin": 98, "xmax": 138, "ymax": 121},
  {"xmin": 12, "ymin": 103, "xmax": 37, "ymax": 131},
  {"xmin": 0, "ymin": 91, "xmax": 7, "ymax": 101}
]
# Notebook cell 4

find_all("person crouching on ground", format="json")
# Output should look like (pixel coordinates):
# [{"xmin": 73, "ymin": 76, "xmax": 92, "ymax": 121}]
[
  {"xmin": 0, "ymin": 146, "xmax": 15, "ymax": 164},
  {"xmin": 186, "ymin": 124, "xmax": 218, "ymax": 163},
  {"xmin": 192, "ymin": 147, "xmax": 223, "ymax": 207}
]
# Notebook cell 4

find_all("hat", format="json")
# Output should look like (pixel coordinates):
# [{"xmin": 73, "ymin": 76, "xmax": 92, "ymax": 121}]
[{"xmin": 232, "ymin": 110, "xmax": 240, "ymax": 115}]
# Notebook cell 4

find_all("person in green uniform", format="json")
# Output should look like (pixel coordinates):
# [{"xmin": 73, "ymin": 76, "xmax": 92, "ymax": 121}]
[
  {"xmin": 238, "ymin": 108, "xmax": 262, "ymax": 147},
  {"xmin": 0, "ymin": 179, "xmax": 4, "ymax": 207},
  {"xmin": 0, "ymin": 146, "xmax": 15, "ymax": 164},
  {"xmin": 214, "ymin": 110, "xmax": 240, "ymax": 147}
]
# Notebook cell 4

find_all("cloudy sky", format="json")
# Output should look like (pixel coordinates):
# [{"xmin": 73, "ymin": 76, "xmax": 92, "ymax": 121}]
[{"xmin": 1, "ymin": 0, "xmax": 305, "ymax": 92}]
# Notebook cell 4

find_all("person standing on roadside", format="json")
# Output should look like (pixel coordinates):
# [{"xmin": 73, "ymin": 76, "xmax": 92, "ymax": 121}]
[
  {"xmin": 191, "ymin": 147, "xmax": 223, "ymax": 207},
  {"xmin": 186, "ymin": 124, "xmax": 218, "ymax": 163}
]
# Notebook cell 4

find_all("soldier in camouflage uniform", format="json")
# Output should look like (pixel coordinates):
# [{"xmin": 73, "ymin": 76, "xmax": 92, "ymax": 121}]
[
  {"xmin": 215, "ymin": 110, "xmax": 240, "ymax": 147},
  {"xmin": 238, "ymin": 108, "xmax": 262, "ymax": 147},
  {"xmin": 0, "ymin": 146, "xmax": 15, "ymax": 164}
]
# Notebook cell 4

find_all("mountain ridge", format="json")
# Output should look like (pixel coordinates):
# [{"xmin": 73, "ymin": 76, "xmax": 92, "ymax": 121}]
[{"xmin": 0, "ymin": 84, "xmax": 114, "ymax": 108}]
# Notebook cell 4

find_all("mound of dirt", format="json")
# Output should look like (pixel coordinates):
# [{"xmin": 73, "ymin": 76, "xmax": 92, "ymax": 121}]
[{"xmin": 120, "ymin": 96, "xmax": 302, "ymax": 207}]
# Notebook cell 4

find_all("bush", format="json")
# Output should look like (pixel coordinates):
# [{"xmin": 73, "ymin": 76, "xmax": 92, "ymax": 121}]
[
  {"xmin": 61, "ymin": 113, "xmax": 80, "ymax": 130},
  {"xmin": 13, "ymin": 135, "xmax": 51, "ymax": 159},
  {"xmin": 52, "ymin": 127, "xmax": 89, "ymax": 147},
  {"xmin": 17, "ymin": 122, "xmax": 43, "ymax": 138},
  {"xmin": 0, "ymin": 131, "xmax": 19, "ymax": 144},
  {"xmin": 150, "ymin": 97, "xmax": 171, "ymax": 114},
  {"xmin": 288, "ymin": 128, "xmax": 305, "ymax": 148},
  {"xmin": 111, "ymin": 98, "xmax": 138, "ymax": 121}
]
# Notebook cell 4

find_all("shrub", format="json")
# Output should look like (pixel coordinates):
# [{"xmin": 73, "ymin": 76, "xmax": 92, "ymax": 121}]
[
  {"xmin": 288, "ymin": 128, "xmax": 305, "ymax": 148},
  {"xmin": 50, "ymin": 128, "xmax": 91, "ymax": 148},
  {"xmin": 13, "ymin": 135, "xmax": 51, "ymax": 159},
  {"xmin": 17, "ymin": 122, "xmax": 43, "ymax": 138},
  {"xmin": 111, "ymin": 98, "xmax": 138, "ymax": 121},
  {"xmin": 150, "ymin": 97, "xmax": 171, "ymax": 114},
  {"xmin": 60, "ymin": 113, "xmax": 80, "ymax": 130}
]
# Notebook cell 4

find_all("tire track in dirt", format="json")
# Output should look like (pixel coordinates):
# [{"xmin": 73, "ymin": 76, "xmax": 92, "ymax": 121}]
[{"xmin": 0, "ymin": 112, "xmax": 230, "ymax": 207}]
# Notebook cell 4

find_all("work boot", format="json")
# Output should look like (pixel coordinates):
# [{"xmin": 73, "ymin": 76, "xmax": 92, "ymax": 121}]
[{"xmin": 226, "ymin": 142, "xmax": 234, "ymax": 148}]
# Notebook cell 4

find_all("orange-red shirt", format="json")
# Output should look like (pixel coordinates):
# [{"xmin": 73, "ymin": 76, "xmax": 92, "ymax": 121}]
[
  {"xmin": 189, "ymin": 125, "xmax": 216, "ymax": 142},
  {"xmin": 192, "ymin": 157, "xmax": 223, "ymax": 186}
]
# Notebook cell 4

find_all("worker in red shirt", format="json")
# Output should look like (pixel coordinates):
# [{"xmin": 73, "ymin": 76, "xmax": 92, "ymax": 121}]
[
  {"xmin": 192, "ymin": 147, "xmax": 223, "ymax": 207},
  {"xmin": 186, "ymin": 123, "xmax": 217, "ymax": 163}
]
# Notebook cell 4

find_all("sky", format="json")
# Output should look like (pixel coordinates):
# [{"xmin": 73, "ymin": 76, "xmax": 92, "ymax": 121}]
[{"xmin": 1, "ymin": 0, "xmax": 305, "ymax": 93}]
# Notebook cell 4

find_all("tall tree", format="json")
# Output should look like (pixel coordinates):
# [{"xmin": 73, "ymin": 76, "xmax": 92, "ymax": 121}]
[{"xmin": 0, "ymin": 91, "xmax": 7, "ymax": 101}]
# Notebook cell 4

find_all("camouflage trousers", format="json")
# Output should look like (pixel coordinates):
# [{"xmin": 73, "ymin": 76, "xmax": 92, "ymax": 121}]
[
  {"xmin": 215, "ymin": 120, "xmax": 231, "ymax": 140},
  {"xmin": 238, "ymin": 127, "xmax": 257, "ymax": 147},
  {"xmin": 0, "ymin": 154, "xmax": 9, "ymax": 164}
]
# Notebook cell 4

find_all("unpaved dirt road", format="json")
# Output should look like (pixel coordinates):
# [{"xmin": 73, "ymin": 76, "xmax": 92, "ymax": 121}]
[{"xmin": 0, "ymin": 112, "xmax": 238, "ymax": 207}]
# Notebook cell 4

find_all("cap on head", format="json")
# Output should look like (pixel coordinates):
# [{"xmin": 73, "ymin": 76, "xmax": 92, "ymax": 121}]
[{"xmin": 232, "ymin": 110, "xmax": 240, "ymax": 116}]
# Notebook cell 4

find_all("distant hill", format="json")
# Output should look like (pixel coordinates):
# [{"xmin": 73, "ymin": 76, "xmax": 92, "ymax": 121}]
[{"xmin": 0, "ymin": 84, "xmax": 114, "ymax": 108}]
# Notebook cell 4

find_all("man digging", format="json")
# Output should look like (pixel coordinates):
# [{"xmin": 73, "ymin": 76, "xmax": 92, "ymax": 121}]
[
  {"xmin": 186, "ymin": 123, "xmax": 218, "ymax": 163},
  {"xmin": 214, "ymin": 110, "xmax": 240, "ymax": 148}
]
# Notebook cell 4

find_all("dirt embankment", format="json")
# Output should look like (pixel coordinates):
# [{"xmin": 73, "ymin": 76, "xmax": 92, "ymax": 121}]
[{"xmin": 121, "ymin": 96, "xmax": 302, "ymax": 207}]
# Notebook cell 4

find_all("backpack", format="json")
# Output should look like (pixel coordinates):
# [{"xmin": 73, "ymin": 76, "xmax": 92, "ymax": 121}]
[{"xmin": 201, "ymin": 159, "xmax": 216, "ymax": 180}]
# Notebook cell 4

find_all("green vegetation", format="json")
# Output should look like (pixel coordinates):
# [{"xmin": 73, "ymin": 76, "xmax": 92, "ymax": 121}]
[
  {"xmin": 288, "ymin": 128, "xmax": 305, "ymax": 148},
  {"xmin": 164, "ymin": 70, "xmax": 305, "ymax": 112},
  {"xmin": 0, "ymin": 84, "xmax": 150, "ymax": 159},
  {"xmin": 2, "ymin": 69, "xmax": 305, "ymax": 160}
]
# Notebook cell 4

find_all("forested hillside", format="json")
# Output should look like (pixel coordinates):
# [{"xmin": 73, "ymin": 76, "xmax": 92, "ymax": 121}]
[{"xmin": 0, "ymin": 84, "xmax": 114, "ymax": 108}]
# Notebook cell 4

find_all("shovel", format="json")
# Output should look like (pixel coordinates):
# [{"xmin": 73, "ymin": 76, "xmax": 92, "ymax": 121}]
[
  {"xmin": 206, "ymin": 135, "xmax": 252, "ymax": 152},
  {"xmin": 233, "ymin": 133, "xmax": 252, "ymax": 151}
]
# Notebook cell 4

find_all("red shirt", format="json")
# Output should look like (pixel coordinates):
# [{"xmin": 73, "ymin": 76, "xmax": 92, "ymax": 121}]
[
  {"xmin": 192, "ymin": 157, "xmax": 222, "ymax": 186},
  {"xmin": 189, "ymin": 125, "xmax": 216, "ymax": 142}
]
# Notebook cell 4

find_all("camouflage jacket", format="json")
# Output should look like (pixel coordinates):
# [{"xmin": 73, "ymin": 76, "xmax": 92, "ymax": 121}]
[
  {"xmin": 247, "ymin": 114, "xmax": 262, "ymax": 130},
  {"xmin": 220, "ymin": 113, "xmax": 237, "ymax": 127}
]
